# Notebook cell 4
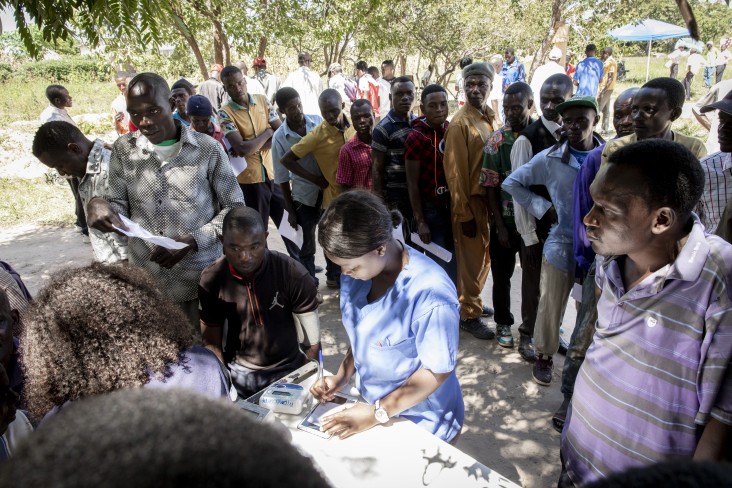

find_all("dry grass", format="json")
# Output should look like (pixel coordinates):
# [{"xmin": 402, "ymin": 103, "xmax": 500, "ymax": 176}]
[{"xmin": 0, "ymin": 177, "xmax": 76, "ymax": 228}]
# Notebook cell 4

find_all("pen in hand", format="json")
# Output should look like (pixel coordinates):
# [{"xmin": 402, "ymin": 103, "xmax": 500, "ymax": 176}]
[{"xmin": 317, "ymin": 350, "xmax": 327, "ymax": 403}]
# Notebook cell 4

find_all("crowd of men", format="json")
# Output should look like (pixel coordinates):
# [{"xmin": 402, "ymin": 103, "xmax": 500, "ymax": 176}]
[{"xmin": 1, "ymin": 43, "xmax": 731, "ymax": 486}]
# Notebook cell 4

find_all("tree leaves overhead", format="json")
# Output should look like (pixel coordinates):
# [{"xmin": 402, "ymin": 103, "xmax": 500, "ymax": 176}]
[{"xmin": 3, "ymin": 0, "xmax": 169, "ymax": 57}]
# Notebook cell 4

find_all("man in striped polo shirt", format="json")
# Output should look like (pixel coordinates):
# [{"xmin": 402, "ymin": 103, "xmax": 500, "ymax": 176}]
[
  {"xmin": 559, "ymin": 139, "xmax": 732, "ymax": 487},
  {"xmin": 696, "ymin": 91, "xmax": 732, "ymax": 232}
]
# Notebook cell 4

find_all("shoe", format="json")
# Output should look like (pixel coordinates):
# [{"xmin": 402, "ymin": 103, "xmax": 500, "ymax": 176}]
[
  {"xmin": 533, "ymin": 354, "xmax": 553, "ymax": 386},
  {"xmin": 80, "ymin": 226, "xmax": 89, "ymax": 236},
  {"xmin": 326, "ymin": 278, "xmax": 340, "ymax": 289},
  {"xmin": 459, "ymin": 318, "xmax": 495, "ymax": 340},
  {"xmin": 558, "ymin": 336, "xmax": 569, "ymax": 356},
  {"xmin": 481, "ymin": 305, "xmax": 494, "ymax": 317},
  {"xmin": 552, "ymin": 397, "xmax": 570, "ymax": 433},
  {"xmin": 495, "ymin": 324, "xmax": 514, "ymax": 348},
  {"xmin": 316, "ymin": 292, "xmax": 324, "ymax": 305},
  {"xmin": 518, "ymin": 335, "xmax": 536, "ymax": 362},
  {"xmin": 315, "ymin": 265, "xmax": 324, "ymax": 273}
]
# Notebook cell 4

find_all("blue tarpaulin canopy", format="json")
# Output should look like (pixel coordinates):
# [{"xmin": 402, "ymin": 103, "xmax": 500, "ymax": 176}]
[{"xmin": 608, "ymin": 19, "xmax": 690, "ymax": 81}]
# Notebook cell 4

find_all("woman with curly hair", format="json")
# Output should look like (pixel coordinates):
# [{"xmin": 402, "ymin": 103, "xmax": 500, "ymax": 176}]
[{"xmin": 21, "ymin": 263, "xmax": 231, "ymax": 419}]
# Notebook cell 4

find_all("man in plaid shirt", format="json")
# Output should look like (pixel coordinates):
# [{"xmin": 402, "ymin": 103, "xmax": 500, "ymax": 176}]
[
  {"xmin": 405, "ymin": 84, "xmax": 455, "ymax": 283},
  {"xmin": 337, "ymin": 100, "xmax": 374, "ymax": 189}
]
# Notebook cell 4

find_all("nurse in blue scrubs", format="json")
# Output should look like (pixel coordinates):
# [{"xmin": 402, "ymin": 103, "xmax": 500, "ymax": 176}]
[{"xmin": 310, "ymin": 190, "xmax": 464, "ymax": 443}]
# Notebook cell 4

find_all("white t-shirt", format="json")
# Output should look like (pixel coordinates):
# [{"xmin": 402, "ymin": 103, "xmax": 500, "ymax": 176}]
[
  {"xmin": 40, "ymin": 105, "xmax": 75, "ymax": 125},
  {"xmin": 687, "ymin": 53, "xmax": 706, "ymax": 75}
]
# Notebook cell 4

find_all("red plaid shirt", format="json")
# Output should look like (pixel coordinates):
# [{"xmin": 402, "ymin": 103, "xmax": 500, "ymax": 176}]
[
  {"xmin": 337, "ymin": 134, "xmax": 372, "ymax": 189},
  {"xmin": 403, "ymin": 117, "xmax": 449, "ymax": 206}
]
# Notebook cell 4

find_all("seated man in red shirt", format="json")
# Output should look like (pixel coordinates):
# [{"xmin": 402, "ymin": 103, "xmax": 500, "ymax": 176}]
[{"xmin": 199, "ymin": 206, "xmax": 321, "ymax": 398}]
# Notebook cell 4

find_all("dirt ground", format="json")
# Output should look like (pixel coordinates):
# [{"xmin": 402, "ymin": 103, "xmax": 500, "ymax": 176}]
[{"xmin": 0, "ymin": 220, "xmax": 579, "ymax": 487}]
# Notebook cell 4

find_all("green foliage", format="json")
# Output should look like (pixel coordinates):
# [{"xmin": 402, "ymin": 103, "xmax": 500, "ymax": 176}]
[
  {"xmin": 17, "ymin": 57, "xmax": 113, "ymax": 83},
  {"xmin": 0, "ymin": 177, "xmax": 75, "ymax": 228},
  {"xmin": 0, "ymin": 0, "xmax": 168, "ymax": 58},
  {"xmin": 0, "ymin": 80, "xmax": 117, "ymax": 125},
  {"xmin": 0, "ymin": 63, "xmax": 12, "ymax": 83}
]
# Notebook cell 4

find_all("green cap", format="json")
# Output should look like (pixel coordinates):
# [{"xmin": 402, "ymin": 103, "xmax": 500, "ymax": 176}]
[{"xmin": 556, "ymin": 95, "xmax": 599, "ymax": 115}]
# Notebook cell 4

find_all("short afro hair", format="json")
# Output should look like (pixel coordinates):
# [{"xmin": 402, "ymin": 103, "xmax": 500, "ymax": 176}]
[
  {"xmin": 318, "ymin": 88, "xmax": 342, "ymax": 104},
  {"xmin": 0, "ymin": 388, "xmax": 330, "ymax": 488},
  {"xmin": 350, "ymin": 98, "xmax": 373, "ymax": 111},
  {"xmin": 607, "ymin": 138, "xmax": 704, "ymax": 215},
  {"xmin": 275, "ymin": 87, "xmax": 300, "ymax": 110},
  {"xmin": 459, "ymin": 56, "xmax": 473, "ymax": 69},
  {"xmin": 222, "ymin": 206, "xmax": 265, "ymax": 236},
  {"xmin": 391, "ymin": 76, "xmax": 414, "ymax": 93},
  {"xmin": 504, "ymin": 81, "xmax": 534, "ymax": 101},
  {"xmin": 32, "ymin": 121, "xmax": 85, "ymax": 159},
  {"xmin": 21, "ymin": 263, "xmax": 195, "ymax": 418},
  {"xmin": 220, "ymin": 65, "xmax": 242, "ymax": 81},
  {"xmin": 640, "ymin": 77, "xmax": 686, "ymax": 111},
  {"xmin": 45, "ymin": 84, "xmax": 67, "ymax": 103},
  {"xmin": 127, "ymin": 73, "xmax": 170, "ymax": 99},
  {"xmin": 355, "ymin": 60, "xmax": 368, "ymax": 72},
  {"xmin": 421, "ymin": 83, "xmax": 447, "ymax": 103}
]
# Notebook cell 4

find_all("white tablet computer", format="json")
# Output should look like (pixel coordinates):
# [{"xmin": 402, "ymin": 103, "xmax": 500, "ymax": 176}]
[{"xmin": 297, "ymin": 392, "xmax": 359, "ymax": 439}]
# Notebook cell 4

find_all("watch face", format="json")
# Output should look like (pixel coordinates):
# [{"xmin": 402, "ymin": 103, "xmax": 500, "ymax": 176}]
[{"xmin": 375, "ymin": 408, "xmax": 389, "ymax": 424}]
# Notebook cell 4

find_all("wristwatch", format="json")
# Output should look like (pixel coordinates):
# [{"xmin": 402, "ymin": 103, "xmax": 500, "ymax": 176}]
[{"xmin": 374, "ymin": 399, "xmax": 389, "ymax": 424}]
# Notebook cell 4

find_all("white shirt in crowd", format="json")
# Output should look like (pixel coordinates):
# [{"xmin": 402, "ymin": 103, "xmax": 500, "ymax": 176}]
[
  {"xmin": 40, "ymin": 105, "xmax": 75, "ymax": 125},
  {"xmin": 531, "ymin": 61, "xmax": 565, "ymax": 116},
  {"xmin": 686, "ymin": 53, "xmax": 706, "ymax": 75},
  {"xmin": 282, "ymin": 66, "xmax": 324, "ymax": 116}
]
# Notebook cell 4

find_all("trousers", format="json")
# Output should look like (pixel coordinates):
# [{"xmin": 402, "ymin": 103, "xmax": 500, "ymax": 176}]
[
  {"xmin": 452, "ymin": 195, "xmax": 491, "ymax": 320},
  {"xmin": 488, "ymin": 224, "xmax": 522, "ymax": 327},
  {"xmin": 294, "ymin": 200, "xmax": 321, "ymax": 285},
  {"xmin": 240, "ymin": 180, "xmax": 300, "ymax": 260},
  {"xmin": 518, "ymin": 241, "xmax": 543, "ymax": 338},
  {"xmin": 560, "ymin": 262, "xmax": 598, "ymax": 400},
  {"xmin": 598, "ymin": 89, "xmax": 613, "ymax": 133},
  {"xmin": 534, "ymin": 257, "xmax": 574, "ymax": 357}
]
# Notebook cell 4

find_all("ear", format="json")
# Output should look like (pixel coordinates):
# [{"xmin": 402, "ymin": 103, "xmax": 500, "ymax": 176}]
[
  {"xmin": 264, "ymin": 231, "xmax": 270, "ymax": 240},
  {"xmin": 67, "ymin": 142, "xmax": 84, "ymax": 155},
  {"xmin": 651, "ymin": 207, "xmax": 676, "ymax": 235},
  {"xmin": 670, "ymin": 106, "xmax": 683, "ymax": 122},
  {"xmin": 169, "ymin": 98, "xmax": 176, "ymax": 111},
  {"xmin": 527, "ymin": 98, "xmax": 534, "ymax": 110},
  {"xmin": 389, "ymin": 93, "xmax": 393, "ymax": 102},
  {"xmin": 376, "ymin": 245, "xmax": 386, "ymax": 256},
  {"xmin": 341, "ymin": 101, "xmax": 345, "ymax": 110},
  {"xmin": 594, "ymin": 114, "xmax": 601, "ymax": 126}
]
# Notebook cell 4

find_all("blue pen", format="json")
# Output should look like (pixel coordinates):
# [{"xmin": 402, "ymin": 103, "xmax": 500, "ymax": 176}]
[{"xmin": 317, "ymin": 350, "xmax": 324, "ymax": 388}]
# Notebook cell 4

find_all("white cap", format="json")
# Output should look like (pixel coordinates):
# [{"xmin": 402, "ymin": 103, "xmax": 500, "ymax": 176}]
[{"xmin": 549, "ymin": 47, "xmax": 563, "ymax": 61}]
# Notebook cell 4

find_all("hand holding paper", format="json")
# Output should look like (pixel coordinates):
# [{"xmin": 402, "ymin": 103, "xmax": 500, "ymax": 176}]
[
  {"xmin": 113, "ymin": 215, "xmax": 189, "ymax": 250},
  {"xmin": 278, "ymin": 210, "xmax": 304, "ymax": 249}
]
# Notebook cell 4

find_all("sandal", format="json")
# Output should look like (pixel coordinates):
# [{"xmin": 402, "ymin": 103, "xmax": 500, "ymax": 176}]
[{"xmin": 552, "ymin": 398, "xmax": 570, "ymax": 433}]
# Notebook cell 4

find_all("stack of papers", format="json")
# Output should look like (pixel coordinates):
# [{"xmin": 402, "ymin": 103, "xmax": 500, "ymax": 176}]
[{"xmin": 113, "ymin": 215, "xmax": 189, "ymax": 250}]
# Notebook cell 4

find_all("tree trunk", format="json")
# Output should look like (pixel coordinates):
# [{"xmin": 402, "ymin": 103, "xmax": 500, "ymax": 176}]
[
  {"xmin": 528, "ymin": 0, "xmax": 566, "ymax": 83},
  {"xmin": 258, "ymin": 36, "xmax": 267, "ymax": 58},
  {"xmin": 170, "ymin": 9, "xmax": 208, "ymax": 79},
  {"xmin": 399, "ymin": 54, "xmax": 407, "ymax": 76}
]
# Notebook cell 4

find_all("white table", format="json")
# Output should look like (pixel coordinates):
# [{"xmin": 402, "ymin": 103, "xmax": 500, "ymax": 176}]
[{"xmin": 245, "ymin": 363, "xmax": 520, "ymax": 488}]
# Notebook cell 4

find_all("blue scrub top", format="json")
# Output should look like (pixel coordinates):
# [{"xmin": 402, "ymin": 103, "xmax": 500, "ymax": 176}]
[{"xmin": 339, "ymin": 245, "xmax": 464, "ymax": 442}]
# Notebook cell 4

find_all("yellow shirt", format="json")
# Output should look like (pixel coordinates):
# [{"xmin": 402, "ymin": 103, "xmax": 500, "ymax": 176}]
[
  {"xmin": 290, "ymin": 116, "xmax": 356, "ymax": 208},
  {"xmin": 219, "ymin": 94, "xmax": 274, "ymax": 185},
  {"xmin": 443, "ymin": 103, "xmax": 495, "ymax": 222},
  {"xmin": 600, "ymin": 56, "xmax": 618, "ymax": 92},
  {"xmin": 600, "ymin": 131, "xmax": 708, "ymax": 171}
]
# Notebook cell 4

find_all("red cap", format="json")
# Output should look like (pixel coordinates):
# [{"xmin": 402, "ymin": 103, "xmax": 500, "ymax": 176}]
[{"xmin": 253, "ymin": 57, "xmax": 266, "ymax": 67}]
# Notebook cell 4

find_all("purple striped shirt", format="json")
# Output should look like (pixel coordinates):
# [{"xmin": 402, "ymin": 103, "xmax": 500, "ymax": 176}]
[
  {"xmin": 697, "ymin": 152, "xmax": 732, "ymax": 233},
  {"xmin": 562, "ymin": 216, "xmax": 732, "ymax": 485}
]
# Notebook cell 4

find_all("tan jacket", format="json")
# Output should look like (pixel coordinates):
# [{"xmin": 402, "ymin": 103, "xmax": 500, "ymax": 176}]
[{"xmin": 443, "ymin": 104, "xmax": 495, "ymax": 222}]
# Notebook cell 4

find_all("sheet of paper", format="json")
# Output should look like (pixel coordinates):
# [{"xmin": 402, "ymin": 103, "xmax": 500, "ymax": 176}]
[
  {"xmin": 278, "ymin": 210, "xmax": 304, "ymax": 249},
  {"xmin": 113, "ymin": 215, "xmax": 189, "ymax": 250},
  {"xmin": 410, "ymin": 233, "xmax": 453, "ymax": 263},
  {"xmin": 223, "ymin": 138, "xmax": 247, "ymax": 176}
]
